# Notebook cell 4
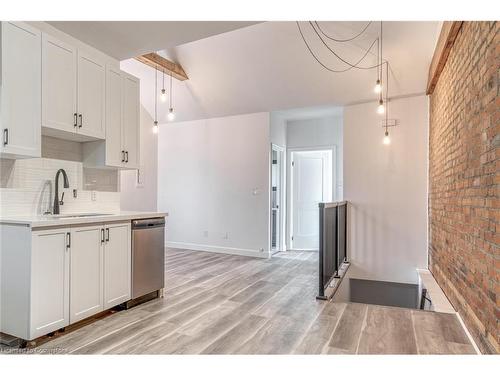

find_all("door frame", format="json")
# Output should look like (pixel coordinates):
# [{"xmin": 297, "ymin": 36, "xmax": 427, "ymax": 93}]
[
  {"xmin": 269, "ymin": 143, "xmax": 286, "ymax": 254},
  {"xmin": 286, "ymin": 146, "xmax": 336, "ymax": 251}
]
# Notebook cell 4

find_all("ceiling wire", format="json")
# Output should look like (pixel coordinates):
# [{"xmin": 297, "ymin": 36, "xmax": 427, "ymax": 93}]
[
  {"xmin": 308, "ymin": 21, "xmax": 381, "ymax": 70},
  {"xmin": 314, "ymin": 21, "xmax": 372, "ymax": 42},
  {"xmin": 296, "ymin": 21, "xmax": 381, "ymax": 73}
]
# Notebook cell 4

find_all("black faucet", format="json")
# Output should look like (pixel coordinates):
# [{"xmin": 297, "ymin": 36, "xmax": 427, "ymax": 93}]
[{"xmin": 53, "ymin": 169, "xmax": 69, "ymax": 215}]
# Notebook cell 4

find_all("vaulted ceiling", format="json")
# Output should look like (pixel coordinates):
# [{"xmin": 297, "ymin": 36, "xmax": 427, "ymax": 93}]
[{"xmin": 50, "ymin": 21, "xmax": 441, "ymax": 123}]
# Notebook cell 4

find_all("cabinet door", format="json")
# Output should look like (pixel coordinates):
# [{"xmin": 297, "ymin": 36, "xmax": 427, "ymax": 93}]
[
  {"xmin": 42, "ymin": 33, "xmax": 77, "ymax": 133},
  {"xmin": 70, "ymin": 225, "xmax": 104, "ymax": 324},
  {"xmin": 121, "ymin": 72, "xmax": 140, "ymax": 169},
  {"xmin": 77, "ymin": 51, "xmax": 105, "ymax": 139},
  {"xmin": 0, "ymin": 22, "xmax": 41, "ymax": 158},
  {"xmin": 105, "ymin": 66, "xmax": 123, "ymax": 167},
  {"xmin": 103, "ymin": 223, "xmax": 131, "ymax": 309},
  {"xmin": 30, "ymin": 228, "xmax": 70, "ymax": 339}
]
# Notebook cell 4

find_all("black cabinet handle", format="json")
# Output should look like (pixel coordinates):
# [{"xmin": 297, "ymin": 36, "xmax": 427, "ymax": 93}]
[
  {"xmin": 74, "ymin": 113, "xmax": 78, "ymax": 127},
  {"xmin": 121, "ymin": 150, "xmax": 125, "ymax": 162},
  {"xmin": 101, "ymin": 228, "xmax": 105, "ymax": 243},
  {"xmin": 125, "ymin": 151, "xmax": 129, "ymax": 163},
  {"xmin": 3, "ymin": 129, "xmax": 8, "ymax": 146},
  {"xmin": 106, "ymin": 228, "xmax": 110, "ymax": 242},
  {"xmin": 78, "ymin": 114, "xmax": 83, "ymax": 128},
  {"xmin": 66, "ymin": 232, "xmax": 71, "ymax": 249}
]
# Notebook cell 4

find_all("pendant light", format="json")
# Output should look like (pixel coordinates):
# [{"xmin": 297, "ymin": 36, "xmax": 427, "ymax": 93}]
[
  {"xmin": 374, "ymin": 37, "xmax": 382, "ymax": 93},
  {"xmin": 160, "ymin": 69, "xmax": 167, "ymax": 102},
  {"xmin": 383, "ymin": 61, "xmax": 390, "ymax": 145},
  {"xmin": 153, "ymin": 65, "xmax": 159, "ymax": 134},
  {"xmin": 167, "ymin": 70, "xmax": 175, "ymax": 121},
  {"xmin": 377, "ymin": 21, "xmax": 384, "ymax": 115}
]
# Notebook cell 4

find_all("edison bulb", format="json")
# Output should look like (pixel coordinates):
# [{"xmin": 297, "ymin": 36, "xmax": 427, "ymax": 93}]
[
  {"xmin": 374, "ymin": 79, "xmax": 382, "ymax": 94},
  {"xmin": 383, "ymin": 131, "xmax": 391, "ymax": 145},
  {"xmin": 377, "ymin": 99, "xmax": 385, "ymax": 114},
  {"xmin": 160, "ymin": 89, "xmax": 167, "ymax": 102},
  {"xmin": 167, "ymin": 108, "xmax": 175, "ymax": 121}
]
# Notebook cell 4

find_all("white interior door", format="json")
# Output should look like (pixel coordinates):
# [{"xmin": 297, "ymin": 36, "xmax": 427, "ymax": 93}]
[{"xmin": 291, "ymin": 150, "xmax": 332, "ymax": 250}]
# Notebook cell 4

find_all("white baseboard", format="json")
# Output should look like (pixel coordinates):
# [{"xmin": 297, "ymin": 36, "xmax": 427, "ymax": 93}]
[{"xmin": 166, "ymin": 241, "xmax": 269, "ymax": 259}]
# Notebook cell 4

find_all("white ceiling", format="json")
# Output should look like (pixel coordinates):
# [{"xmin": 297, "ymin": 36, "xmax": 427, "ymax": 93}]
[
  {"xmin": 47, "ymin": 21, "xmax": 260, "ymax": 60},
  {"xmin": 120, "ymin": 21, "xmax": 440, "ymax": 124}
]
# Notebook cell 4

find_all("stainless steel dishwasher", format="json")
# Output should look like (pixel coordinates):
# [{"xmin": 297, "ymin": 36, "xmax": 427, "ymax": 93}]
[{"xmin": 131, "ymin": 217, "xmax": 165, "ymax": 300}]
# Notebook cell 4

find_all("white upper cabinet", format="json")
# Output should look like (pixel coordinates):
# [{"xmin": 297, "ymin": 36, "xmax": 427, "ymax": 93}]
[
  {"xmin": 41, "ymin": 33, "xmax": 77, "ymax": 134},
  {"xmin": 0, "ymin": 22, "xmax": 42, "ymax": 159},
  {"xmin": 42, "ymin": 33, "xmax": 105, "ymax": 140},
  {"xmin": 77, "ymin": 50, "xmax": 105, "ymax": 139},
  {"xmin": 121, "ymin": 72, "xmax": 140, "ymax": 169},
  {"xmin": 104, "ymin": 66, "xmax": 124, "ymax": 168},
  {"xmin": 83, "ymin": 68, "xmax": 140, "ymax": 170}
]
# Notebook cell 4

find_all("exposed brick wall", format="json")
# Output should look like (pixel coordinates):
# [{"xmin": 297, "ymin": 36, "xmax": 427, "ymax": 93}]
[{"xmin": 429, "ymin": 21, "xmax": 499, "ymax": 354}]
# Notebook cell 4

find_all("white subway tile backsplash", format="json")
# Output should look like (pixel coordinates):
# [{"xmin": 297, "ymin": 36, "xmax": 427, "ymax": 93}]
[{"xmin": 0, "ymin": 156, "xmax": 120, "ymax": 217}]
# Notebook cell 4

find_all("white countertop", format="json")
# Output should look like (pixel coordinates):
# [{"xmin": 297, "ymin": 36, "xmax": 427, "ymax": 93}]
[{"xmin": 0, "ymin": 211, "xmax": 167, "ymax": 228}]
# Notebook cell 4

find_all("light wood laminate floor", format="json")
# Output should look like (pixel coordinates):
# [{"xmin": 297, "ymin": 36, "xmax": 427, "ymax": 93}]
[{"xmin": 28, "ymin": 248, "xmax": 476, "ymax": 354}]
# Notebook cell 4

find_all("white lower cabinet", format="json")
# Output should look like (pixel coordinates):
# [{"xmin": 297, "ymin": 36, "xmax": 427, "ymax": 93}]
[
  {"xmin": 30, "ymin": 228, "xmax": 70, "ymax": 339},
  {"xmin": 69, "ymin": 225, "xmax": 104, "ymax": 324},
  {"xmin": 103, "ymin": 223, "xmax": 131, "ymax": 309},
  {"xmin": 0, "ymin": 221, "xmax": 131, "ymax": 340},
  {"xmin": 69, "ymin": 222, "xmax": 131, "ymax": 324}
]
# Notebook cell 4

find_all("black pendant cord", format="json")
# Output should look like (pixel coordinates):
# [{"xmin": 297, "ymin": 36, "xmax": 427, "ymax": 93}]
[
  {"xmin": 154, "ymin": 65, "xmax": 158, "ymax": 123},
  {"xmin": 296, "ymin": 21, "xmax": 381, "ymax": 73},
  {"xmin": 314, "ymin": 21, "xmax": 372, "ymax": 43},
  {"xmin": 162, "ymin": 69, "xmax": 165, "ymax": 92},
  {"xmin": 169, "ymin": 70, "xmax": 173, "ymax": 109},
  {"xmin": 307, "ymin": 21, "xmax": 382, "ymax": 70}
]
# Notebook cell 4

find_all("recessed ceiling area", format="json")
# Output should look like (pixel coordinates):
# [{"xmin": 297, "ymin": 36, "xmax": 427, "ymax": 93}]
[
  {"xmin": 120, "ymin": 21, "xmax": 440, "ymax": 124},
  {"xmin": 47, "ymin": 21, "xmax": 260, "ymax": 60}
]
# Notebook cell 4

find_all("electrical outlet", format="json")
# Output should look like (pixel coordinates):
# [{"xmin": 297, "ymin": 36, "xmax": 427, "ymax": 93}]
[
  {"xmin": 91, "ymin": 191, "xmax": 97, "ymax": 201},
  {"xmin": 203, "ymin": 231, "xmax": 208, "ymax": 238}
]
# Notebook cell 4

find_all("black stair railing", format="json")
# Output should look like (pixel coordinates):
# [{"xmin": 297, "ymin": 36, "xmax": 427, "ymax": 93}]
[{"xmin": 317, "ymin": 201, "xmax": 348, "ymax": 300}]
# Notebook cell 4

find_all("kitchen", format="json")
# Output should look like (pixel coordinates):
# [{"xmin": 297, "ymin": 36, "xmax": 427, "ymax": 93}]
[{"xmin": 0, "ymin": 21, "xmax": 167, "ymax": 345}]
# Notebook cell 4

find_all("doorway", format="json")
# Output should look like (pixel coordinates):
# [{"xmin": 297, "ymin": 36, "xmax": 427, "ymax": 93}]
[
  {"xmin": 288, "ymin": 149, "xmax": 333, "ymax": 251},
  {"xmin": 270, "ymin": 144, "xmax": 284, "ymax": 254}
]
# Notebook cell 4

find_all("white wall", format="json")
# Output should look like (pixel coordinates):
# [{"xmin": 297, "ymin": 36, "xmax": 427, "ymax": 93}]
[
  {"xmin": 270, "ymin": 112, "xmax": 287, "ymax": 148},
  {"xmin": 344, "ymin": 95, "xmax": 428, "ymax": 284},
  {"xmin": 286, "ymin": 115, "xmax": 343, "ymax": 201},
  {"xmin": 120, "ymin": 106, "xmax": 158, "ymax": 211},
  {"xmin": 158, "ymin": 112, "xmax": 270, "ymax": 258}
]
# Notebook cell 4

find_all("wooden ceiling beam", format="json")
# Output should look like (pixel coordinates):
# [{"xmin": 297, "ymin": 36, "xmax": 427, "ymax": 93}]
[
  {"xmin": 135, "ymin": 52, "xmax": 189, "ymax": 81},
  {"xmin": 426, "ymin": 21, "xmax": 463, "ymax": 95}
]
